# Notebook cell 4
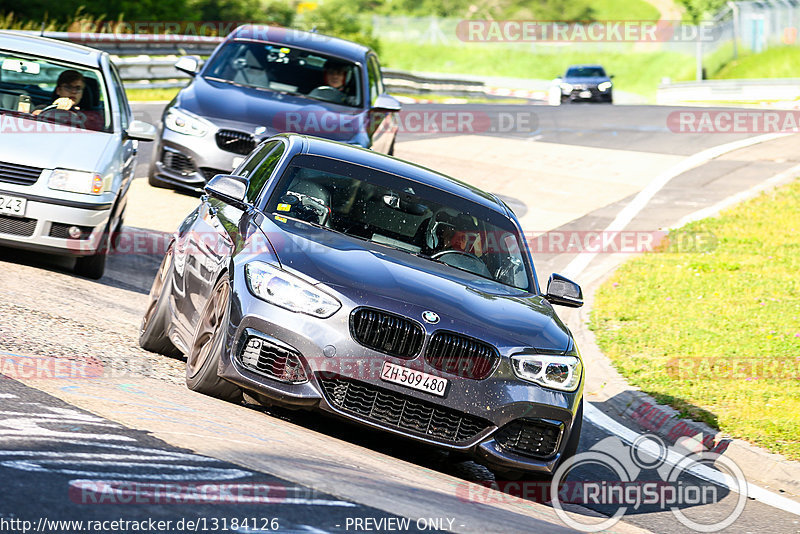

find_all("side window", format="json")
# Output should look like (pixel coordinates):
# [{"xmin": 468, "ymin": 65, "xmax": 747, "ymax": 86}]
[
  {"xmin": 367, "ymin": 56, "xmax": 381, "ymax": 104},
  {"xmin": 367, "ymin": 56, "xmax": 383, "ymax": 106},
  {"xmin": 246, "ymin": 142, "xmax": 286, "ymax": 202},
  {"xmin": 238, "ymin": 141, "xmax": 278, "ymax": 179},
  {"xmin": 109, "ymin": 63, "xmax": 130, "ymax": 130}
]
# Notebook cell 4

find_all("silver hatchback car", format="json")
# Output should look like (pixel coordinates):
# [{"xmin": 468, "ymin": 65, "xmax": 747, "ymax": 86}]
[{"xmin": 0, "ymin": 32, "xmax": 155, "ymax": 278}]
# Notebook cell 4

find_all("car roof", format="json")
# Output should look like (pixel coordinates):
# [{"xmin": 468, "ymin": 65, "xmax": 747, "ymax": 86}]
[
  {"xmin": 227, "ymin": 25, "xmax": 371, "ymax": 63},
  {"xmin": 280, "ymin": 134, "xmax": 508, "ymax": 214},
  {"xmin": 0, "ymin": 31, "xmax": 103, "ymax": 68}
]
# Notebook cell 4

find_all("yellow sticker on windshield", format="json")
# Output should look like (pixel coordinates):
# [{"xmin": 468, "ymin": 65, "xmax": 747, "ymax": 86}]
[
  {"xmin": 274, "ymin": 216, "xmax": 287, "ymax": 223},
  {"xmin": 279, "ymin": 47, "xmax": 290, "ymax": 54},
  {"xmin": 277, "ymin": 203, "xmax": 292, "ymax": 212}
]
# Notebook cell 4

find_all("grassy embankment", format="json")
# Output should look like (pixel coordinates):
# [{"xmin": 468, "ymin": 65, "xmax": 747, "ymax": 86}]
[{"xmin": 591, "ymin": 180, "xmax": 800, "ymax": 460}]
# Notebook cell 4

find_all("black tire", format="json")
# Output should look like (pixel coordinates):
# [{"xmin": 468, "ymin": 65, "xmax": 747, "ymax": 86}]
[
  {"xmin": 560, "ymin": 400, "xmax": 583, "ymax": 464},
  {"xmin": 111, "ymin": 215, "xmax": 125, "ymax": 251},
  {"xmin": 185, "ymin": 276, "xmax": 242, "ymax": 402},
  {"xmin": 74, "ymin": 229, "xmax": 109, "ymax": 280},
  {"xmin": 139, "ymin": 245, "xmax": 181, "ymax": 356}
]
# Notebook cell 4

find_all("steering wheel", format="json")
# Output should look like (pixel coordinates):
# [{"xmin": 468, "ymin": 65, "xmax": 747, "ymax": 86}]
[
  {"xmin": 308, "ymin": 86, "xmax": 345, "ymax": 104},
  {"xmin": 495, "ymin": 257, "xmax": 523, "ymax": 285},
  {"xmin": 37, "ymin": 104, "xmax": 85, "ymax": 127},
  {"xmin": 431, "ymin": 250, "xmax": 491, "ymax": 277}
]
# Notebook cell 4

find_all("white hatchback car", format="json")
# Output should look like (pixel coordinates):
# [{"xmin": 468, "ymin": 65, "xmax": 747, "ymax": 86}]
[{"xmin": 0, "ymin": 32, "xmax": 155, "ymax": 278}]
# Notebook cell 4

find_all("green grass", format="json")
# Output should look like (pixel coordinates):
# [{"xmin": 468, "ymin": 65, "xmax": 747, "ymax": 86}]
[
  {"xmin": 713, "ymin": 46, "xmax": 800, "ymax": 79},
  {"xmin": 380, "ymin": 41, "xmax": 696, "ymax": 98},
  {"xmin": 592, "ymin": 179, "xmax": 800, "ymax": 459},
  {"xmin": 589, "ymin": 0, "xmax": 661, "ymax": 21},
  {"xmin": 125, "ymin": 87, "xmax": 181, "ymax": 102}
]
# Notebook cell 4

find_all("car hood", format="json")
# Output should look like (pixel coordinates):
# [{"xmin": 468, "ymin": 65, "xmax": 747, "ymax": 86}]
[
  {"xmin": 259, "ymin": 216, "xmax": 571, "ymax": 352},
  {"xmin": 177, "ymin": 77, "xmax": 363, "ymax": 142},
  {"xmin": 563, "ymin": 76, "xmax": 610, "ymax": 86},
  {"xmin": 0, "ymin": 116, "xmax": 113, "ymax": 171}
]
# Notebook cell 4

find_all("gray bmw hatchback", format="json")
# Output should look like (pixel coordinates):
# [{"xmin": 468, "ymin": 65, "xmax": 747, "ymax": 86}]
[
  {"xmin": 149, "ymin": 25, "xmax": 401, "ymax": 193},
  {"xmin": 140, "ymin": 134, "xmax": 585, "ymax": 478}
]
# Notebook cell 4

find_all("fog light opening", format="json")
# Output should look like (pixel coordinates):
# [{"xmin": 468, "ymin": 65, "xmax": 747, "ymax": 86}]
[{"xmin": 68, "ymin": 226, "xmax": 83, "ymax": 239}]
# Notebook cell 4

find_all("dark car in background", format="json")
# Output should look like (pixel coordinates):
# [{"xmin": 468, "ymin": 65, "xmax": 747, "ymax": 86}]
[
  {"xmin": 558, "ymin": 64, "xmax": 613, "ymax": 103},
  {"xmin": 139, "ymin": 133, "xmax": 586, "ymax": 479},
  {"xmin": 149, "ymin": 25, "xmax": 401, "ymax": 193}
]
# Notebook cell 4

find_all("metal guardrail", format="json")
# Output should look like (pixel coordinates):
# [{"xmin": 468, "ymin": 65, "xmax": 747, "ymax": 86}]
[
  {"xmin": 114, "ymin": 58, "xmax": 521, "ymax": 100},
  {"xmin": 11, "ymin": 30, "xmax": 223, "ymax": 56},
  {"xmin": 657, "ymin": 79, "xmax": 800, "ymax": 104},
  {"xmin": 18, "ymin": 30, "xmax": 512, "ymax": 97}
]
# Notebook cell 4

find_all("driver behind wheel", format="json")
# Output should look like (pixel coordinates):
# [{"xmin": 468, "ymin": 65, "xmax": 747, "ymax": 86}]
[
  {"xmin": 32, "ymin": 69, "xmax": 84, "ymax": 116},
  {"xmin": 431, "ymin": 212, "xmax": 482, "ymax": 256},
  {"xmin": 309, "ymin": 59, "xmax": 356, "ymax": 105}
]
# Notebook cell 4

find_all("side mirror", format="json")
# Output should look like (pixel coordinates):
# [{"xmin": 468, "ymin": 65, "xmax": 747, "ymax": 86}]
[
  {"xmin": 545, "ymin": 273, "xmax": 583, "ymax": 308},
  {"xmin": 205, "ymin": 174, "xmax": 249, "ymax": 210},
  {"xmin": 175, "ymin": 55, "xmax": 201, "ymax": 76},
  {"xmin": 372, "ymin": 93, "xmax": 402, "ymax": 113},
  {"xmin": 125, "ymin": 120, "xmax": 157, "ymax": 142}
]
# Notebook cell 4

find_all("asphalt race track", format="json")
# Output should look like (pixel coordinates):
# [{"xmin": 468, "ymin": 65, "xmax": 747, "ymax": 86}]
[{"xmin": 0, "ymin": 101, "xmax": 798, "ymax": 533}]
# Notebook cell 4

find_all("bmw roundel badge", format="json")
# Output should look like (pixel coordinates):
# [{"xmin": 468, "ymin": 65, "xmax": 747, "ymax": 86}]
[{"xmin": 422, "ymin": 311, "xmax": 440, "ymax": 324}]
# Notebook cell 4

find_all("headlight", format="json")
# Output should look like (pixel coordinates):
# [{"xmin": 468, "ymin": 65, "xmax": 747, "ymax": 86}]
[
  {"xmin": 511, "ymin": 354, "xmax": 582, "ymax": 391},
  {"xmin": 164, "ymin": 107, "xmax": 211, "ymax": 137},
  {"xmin": 598, "ymin": 81, "xmax": 612, "ymax": 92},
  {"xmin": 560, "ymin": 83, "xmax": 573, "ymax": 94},
  {"xmin": 245, "ymin": 261, "xmax": 341, "ymax": 318},
  {"xmin": 48, "ymin": 169, "xmax": 105, "ymax": 195}
]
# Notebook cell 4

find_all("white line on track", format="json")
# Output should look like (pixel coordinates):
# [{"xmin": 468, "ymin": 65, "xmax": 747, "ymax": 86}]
[
  {"xmin": 565, "ymin": 131, "xmax": 800, "ymax": 517},
  {"xmin": 584, "ymin": 404, "xmax": 800, "ymax": 516},
  {"xmin": 562, "ymin": 132, "xmax": 791, "ymax": 280}
]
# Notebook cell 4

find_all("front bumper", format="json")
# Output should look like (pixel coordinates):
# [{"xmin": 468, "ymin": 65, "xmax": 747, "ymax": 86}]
[
  {"xmin": 562, "ymin": 86, "xmax": 612, "ymax": 102},
  {"xmin": 217, "ymin": 271, "xmax": 583, "ymax": 475},
  {"xmin": 149, "ymin": 121, "xmax": 267, "ymax": 192},
  {"xmin": 0, "ymin": 181, "xmax": 114, "ymax": 257}
]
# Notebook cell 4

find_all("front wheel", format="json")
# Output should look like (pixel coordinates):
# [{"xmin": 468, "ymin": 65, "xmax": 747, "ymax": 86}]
[
  {"xmin": 139, "ymin": 245, "xmax": 180, "ymax": 356},
  {"xmin": 185, "ymin": 276, "xmax": 242, "ymax": 402},
  {"xmin": 74, "ymin": 228, "xmax": 109, "ymax": 279}
]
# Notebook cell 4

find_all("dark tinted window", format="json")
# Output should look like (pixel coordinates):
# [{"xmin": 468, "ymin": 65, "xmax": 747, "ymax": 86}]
[
  {"xmin": 265, "ymin": 154, "xmax": 532, "ymax": 290},
  {"xmin": 565, "ymin": 66, "xmax": 607, "ymax": 78},
  {"xmin": 204, "ymin": 42, "xmax": 362, "ymax": 107}
]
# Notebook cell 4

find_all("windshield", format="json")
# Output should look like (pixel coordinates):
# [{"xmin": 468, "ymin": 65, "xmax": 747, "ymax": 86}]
[
  {"xmin": 0, "ymin": 51, "xmax": 110, "ymax": 132},
  {"xmin": 203, "ymin": 42, "xmax": 363, "ymax": 108},
  {"xmin": 565, "ymin": 66, "xmax": 606, "ymax": 78},
  {"xmin": 265, "ymin": 155, "xmax": 532, "ymax": 290}
]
